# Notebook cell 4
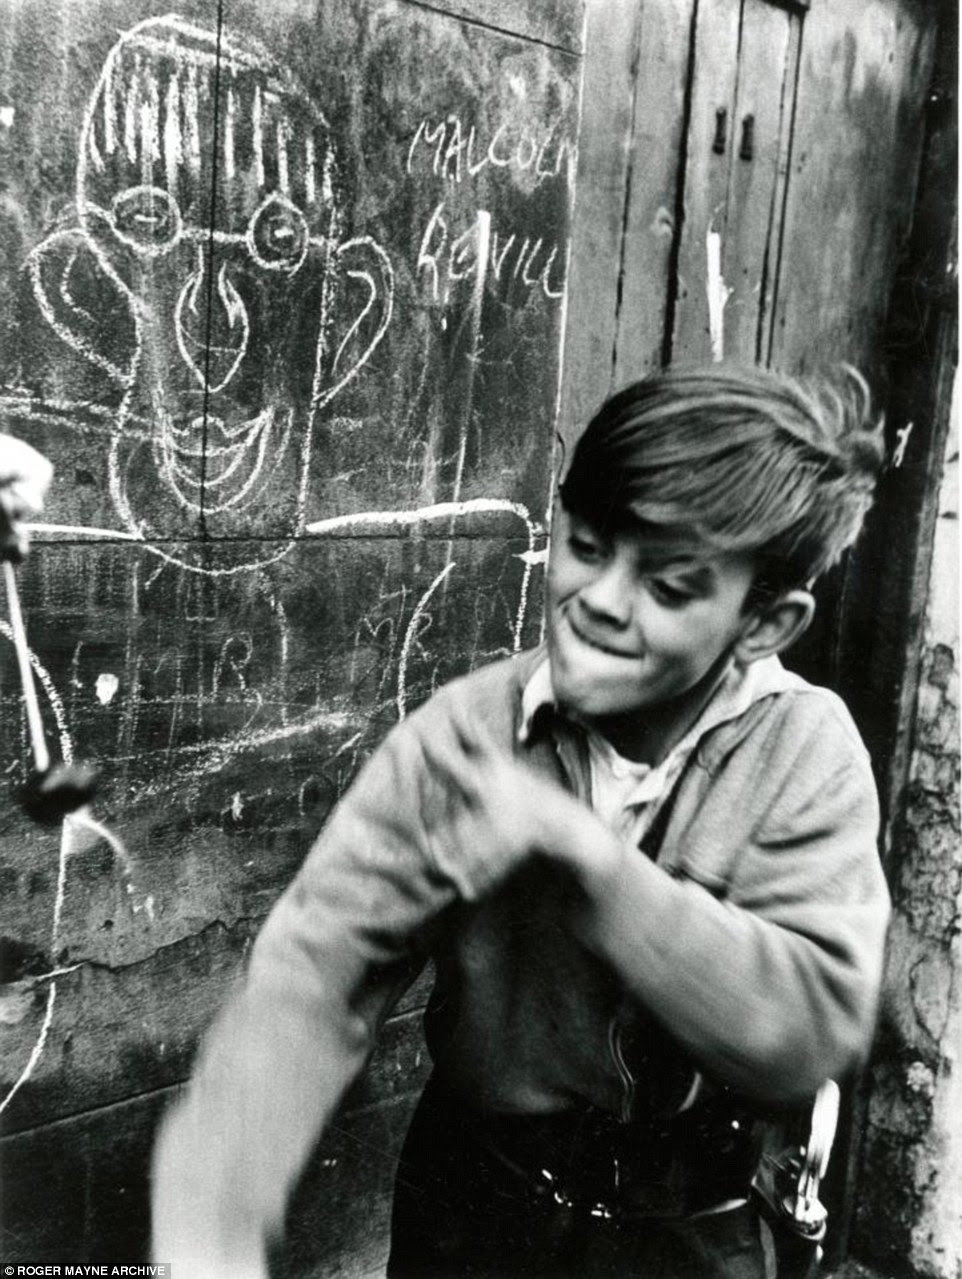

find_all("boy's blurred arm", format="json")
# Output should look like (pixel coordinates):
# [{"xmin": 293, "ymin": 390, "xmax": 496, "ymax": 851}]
[
  {"xmin": 149, "ymin": 688, "xmax": 576, "ymax": 1278},
  {"xmin": 151, "ymin": 706, "xmax": 465, "ymax": 1278}
]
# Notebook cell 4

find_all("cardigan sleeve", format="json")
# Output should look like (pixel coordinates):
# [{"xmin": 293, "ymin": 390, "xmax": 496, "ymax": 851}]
[{"xmin": 150, "ymin": 688, "xmax": 481, "ymax": 1279}]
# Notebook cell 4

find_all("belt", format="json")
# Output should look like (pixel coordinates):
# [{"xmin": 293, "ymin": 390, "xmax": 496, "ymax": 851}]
[{"xmin": 428, "ymin": 1074, "xmax": 757, "ymax": 1222}]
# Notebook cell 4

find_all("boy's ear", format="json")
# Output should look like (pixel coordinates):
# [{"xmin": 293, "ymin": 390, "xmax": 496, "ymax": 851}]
[{"xmin": 735, "ymin": 589, "xmax": 815, "ymax": 665}]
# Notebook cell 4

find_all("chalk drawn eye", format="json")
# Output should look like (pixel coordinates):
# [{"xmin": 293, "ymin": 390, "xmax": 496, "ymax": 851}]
[
  {"xmin": 246, "ymin": 194, "xmax": 309, "ymax": 274},
  {"xmin": 110, "ymin": 185, "xmax": 182, "ymax": 256}
]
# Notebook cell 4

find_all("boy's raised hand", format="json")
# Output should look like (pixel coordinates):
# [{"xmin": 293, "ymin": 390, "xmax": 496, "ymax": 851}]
[
  {"xmin": 0, "ymin": 433, "xmax": 53, "ymax": 562},
  {"xmin": 418, "ymin": 706, "xmax": 622, "ymax": 900}
]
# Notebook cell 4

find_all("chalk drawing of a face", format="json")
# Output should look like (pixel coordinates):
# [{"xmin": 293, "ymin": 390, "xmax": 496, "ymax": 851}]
[{"xmin": 29, "ymin": 15, "xmax": 392, "ymax": 572}]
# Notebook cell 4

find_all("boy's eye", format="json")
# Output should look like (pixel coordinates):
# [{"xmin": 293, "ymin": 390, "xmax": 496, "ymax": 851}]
[
  {"xmin": 649, "ymin": 578, "xmax": 695, "ymax": 606},
  {"xmin": 568, "ymin": 531, "xmax": 606, "ymax": 560}
]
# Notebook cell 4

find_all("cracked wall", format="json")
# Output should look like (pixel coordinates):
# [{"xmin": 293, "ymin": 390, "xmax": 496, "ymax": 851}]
[{"xmin": 856, "ymin": 377, "xmax": 961, "ymax": 1279}]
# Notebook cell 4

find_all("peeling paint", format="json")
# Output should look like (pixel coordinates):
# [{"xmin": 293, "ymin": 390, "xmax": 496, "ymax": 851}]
[
  {"xmin": 94, "ymin": 672, "xmax": 119, "ymax": 704},
  {"xmin": 858, "ymin": 374, "xmax": 961, "ymax": 1278},
  {"xmin": 906, "ymin": 1060, "xmax": 936, "ymax": 1098},
  {"xmin": 0, "ymin": 987, "xmax": 35, "ymax": 1025}
]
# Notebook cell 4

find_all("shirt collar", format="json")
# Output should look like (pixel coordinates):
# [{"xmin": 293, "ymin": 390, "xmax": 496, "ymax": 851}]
[{"xmin": 518, "ymin": 656, "xmax": 557, "ymax": 744}]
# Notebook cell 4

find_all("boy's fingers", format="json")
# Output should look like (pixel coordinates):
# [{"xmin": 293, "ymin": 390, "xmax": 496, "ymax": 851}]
[
  {"xmin": 447, "ymin": 704, "xmax": 502, "ymax": 761},
  {"xmin": 0, "ymin": 438, "xmax": 52, "ymax": 564},
  {"xmin": 420, "ymin": 737, "xmax": 477, "ymax": 805}
]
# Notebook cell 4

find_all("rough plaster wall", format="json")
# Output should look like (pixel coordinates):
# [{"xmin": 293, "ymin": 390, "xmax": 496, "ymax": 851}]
[
  {"xmin": 900, "ymin": 376, "xmax": 962, "ymax": 1278},
  {"xmin": 857, "ymin": 374, "xmax": 961, "ymax": 1279}
]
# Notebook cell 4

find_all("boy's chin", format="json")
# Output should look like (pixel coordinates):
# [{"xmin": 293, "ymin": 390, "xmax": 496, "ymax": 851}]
[{"xmin": 550, "ymin": 666, "xmax": 652, "ymax": 725}]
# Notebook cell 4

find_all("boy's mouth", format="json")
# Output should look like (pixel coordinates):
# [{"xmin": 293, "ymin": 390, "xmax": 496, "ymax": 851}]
[{"xmin": 564, "ymin": 609, "xmax": 639, "ymax": 659}]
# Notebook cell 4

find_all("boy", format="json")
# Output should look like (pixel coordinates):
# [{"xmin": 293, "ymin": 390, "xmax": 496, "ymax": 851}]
[{"xmin": 152, "ymin": 364, "xmax": 890, "ymax": 1279}]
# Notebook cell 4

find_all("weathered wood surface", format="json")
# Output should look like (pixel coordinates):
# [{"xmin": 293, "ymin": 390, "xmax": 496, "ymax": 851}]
[
  {"xmin": 670, "ymin": 0, "xmax": 802, "ymax": 365},
  {"xmin": 0, "ymin": 0, "xmax": 574, "ymax": 1268},
  {"xmin": 391, "ymin": 0, "xmax": 585, "ymax": 53},
  {"xmin": 556, "ymin": 0, "xmax": 639, "ymax": 451},
  {"xmin": 668, "ymin": 0, "xmax": 742, "ymax": 363},
  {"xmin": 0, "ymin": 899, "xmax": 433, "ymax": 1135},
  {"xmin": 770, "ymin": 0, "xmax": 936, "ymax": 378},
  {"xmin": 836, "ymin": 15, "xmax": 958, "ymax": 1270},
  {"xmin": 1, "ymin": 1076, "xmax": 425, "ymax": 1273},
  {"xmin": 721, "ymin": 0, "xmax": 798, "ymax": 365},
  {"xmin": 0, "ymin": 0, "xmax": 949, "ymax": 1273},
  {"xmin": 610, "ymin": 0, "xmax": 695, "ymax": 385}
]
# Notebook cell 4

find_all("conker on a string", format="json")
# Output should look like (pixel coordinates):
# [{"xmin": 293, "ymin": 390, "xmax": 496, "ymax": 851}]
[{"xmin": 19, "ymin": 761, "xmax": 100, "ymax": 825}]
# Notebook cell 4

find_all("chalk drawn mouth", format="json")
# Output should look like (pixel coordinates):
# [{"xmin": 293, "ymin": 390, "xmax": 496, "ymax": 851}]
[{"xmin": 156, "ymin": 406, "xmax": 293, "ymax": 514}]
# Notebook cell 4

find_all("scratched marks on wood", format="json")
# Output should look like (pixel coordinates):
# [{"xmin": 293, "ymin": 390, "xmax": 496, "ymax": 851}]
[
  {"xmin": 0, "ymin": 0, "xmax": 569, "ymax": 1163},
  {"xmin": 4, "ymin": 3, "xmax": 576, "ymax": 545},
  {"xmin": 771, "ymin": 0, "xmax": 937, "ymax": 375},
  {"xmin": 670, "ymin": 0, "xmax": 801, "ymax": 366},
  {"xmin": 315, "ymin": 3, "xmax": 576, "ymax": 520},
  {"xmin": 609, "ymin": 0, "xmax": 697, "ymax": 389},
  {"xmin": 0, "ymin": 532, "xmax": 542, "ymax": 1115},
  {"xmin": 398, "ymin": 0, "xmax": 584, "ymax": 54},
  {"xmin": 15, "ymin": 12, "xmax": 394, "ymax": 561}
]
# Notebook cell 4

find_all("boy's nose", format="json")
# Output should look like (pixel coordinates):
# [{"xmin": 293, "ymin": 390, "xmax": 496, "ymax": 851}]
[{"xmin": 578, "ymin": 562, "xmax": 633, "ymax": 629}]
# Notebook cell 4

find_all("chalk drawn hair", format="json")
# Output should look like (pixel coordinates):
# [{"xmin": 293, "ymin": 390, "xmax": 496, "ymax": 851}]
[
  {"xmin": 77, "ymin": 14, "xmax": 341, "ymax": 254},
  {"xmin": 559, "ymin": 362, "xmax": 885, "ymax": 594}
]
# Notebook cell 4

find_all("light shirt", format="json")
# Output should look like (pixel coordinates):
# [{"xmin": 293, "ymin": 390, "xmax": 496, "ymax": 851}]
[{"xmin": 520, "ymin": 653, "xmax": 796, "ymax": 849}]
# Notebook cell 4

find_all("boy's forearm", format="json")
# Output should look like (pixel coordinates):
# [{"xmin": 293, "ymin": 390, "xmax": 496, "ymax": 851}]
[
  {"xmin": 553, "ymin": 823, "xmax": 886, "ymax": 1104},
  {"xmin": 150, "ymin": 714, "xmax": 449, "ymax": 1271},
  {"xmin": 151, "ymin": 965, "xmax": 386, "ymax": 1276}
]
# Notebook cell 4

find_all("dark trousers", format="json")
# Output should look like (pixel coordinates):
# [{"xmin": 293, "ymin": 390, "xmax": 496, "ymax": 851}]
[{"xmin": 387, "ymin": 1077, "xmax": 768, "ymax": 1279}]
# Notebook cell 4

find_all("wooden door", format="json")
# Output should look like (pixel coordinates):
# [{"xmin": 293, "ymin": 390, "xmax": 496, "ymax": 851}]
[
  {"xmin": 563, "ymin": 0, "xmax": 941, "ymax": 1264},
  {"xmin": 0, "ymin": 0, "xmax": 582, "ymax": 1269}
]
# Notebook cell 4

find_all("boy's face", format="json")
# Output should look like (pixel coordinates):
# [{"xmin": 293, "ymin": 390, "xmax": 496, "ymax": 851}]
[{"xmin": 546, "ymin": 508, "xmax": 757, "ymax": 727}]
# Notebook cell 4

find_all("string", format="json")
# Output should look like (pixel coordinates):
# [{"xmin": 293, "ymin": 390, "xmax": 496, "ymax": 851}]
[{"xmin": 2, "ymin": 561, "xmax": 135, "ymax": 883}]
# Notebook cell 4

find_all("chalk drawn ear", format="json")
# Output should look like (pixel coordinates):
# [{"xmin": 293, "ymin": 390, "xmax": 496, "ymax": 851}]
[
  {"xmin": 315, "ymin": 235, "xmax": 394, "ymax": 410},
  {"xmin": 25, "ymin": 230, "xmax": 138, "ymax": 388}
]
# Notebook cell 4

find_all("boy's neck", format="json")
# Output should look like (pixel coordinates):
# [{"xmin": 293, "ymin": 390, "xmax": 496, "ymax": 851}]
[{"xmin": 587, "ymin": 651, "xmax": 737, "ymax": 767}]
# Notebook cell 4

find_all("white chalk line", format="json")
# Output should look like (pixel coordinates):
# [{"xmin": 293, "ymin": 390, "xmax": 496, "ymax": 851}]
[
  {"xmin": 0, "ymin": 620, "xmax": 74, "ymax": 766},
  {"xmin": 26, "ymin": 523, "xmax": 143, "ymax": 541},
  {"xmin": 306, "ymin": 498, "xmax": 542, "ymax": 650},
  {"xmin": 0, "ymin": 629, "xmax": 75, "ymax": 1116},
  {"xmin": 26, "ymin": 235, "xmax": 136, "ymax": 387},
  {"xmin": 450, "ymin": 211, "xmax": 491, "ymax": 512},
  {"xmin": 0, "ymin": 630, "xmax": 146, "ymax": 1112},
  {"xmin": 0, "ymin": 393, "xmax": 155, "ymax": 444},
  {"xmin": 305, "ymin": 498, "xmax": 539, "ymax": 538},
  {"xmin": 0, "ymin": 984, "xmax": 56, "ymax": 1117},
  {"xmin": 31, "ymin": 13, "xmax": 395, "ymax": 575},
  {"xmin": 397, "ymin": 562, "xmax": 456, "ymax": 721},
  {"xmin": 133, "ymin": 703, "xmax": 360, "ymax": 795}
]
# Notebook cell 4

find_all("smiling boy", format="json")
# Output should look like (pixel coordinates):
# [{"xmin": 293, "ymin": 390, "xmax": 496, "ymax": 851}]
[{"xmin": 152, "ymin": 364, "xmax": 891, "ymax": 1279}]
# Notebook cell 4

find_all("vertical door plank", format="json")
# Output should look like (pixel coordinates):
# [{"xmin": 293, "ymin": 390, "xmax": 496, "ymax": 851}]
[
  {"xmin": 558, "ymin": 0, "xmax": 640, "ymax": 451},
  {"xmin": 668, "ymin": 0, "xmax": 741, "ymax": 363},
  {"xmin": 611, "ymin": 0, "xmax": 697, "ymax": 385},
  {"xmin": 770, "ymin": 0, "xmax": 937, "ymax": 377},
  {"xmin": 722, "ymin": 0, "xmax": 798, "ymax": 364}
]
